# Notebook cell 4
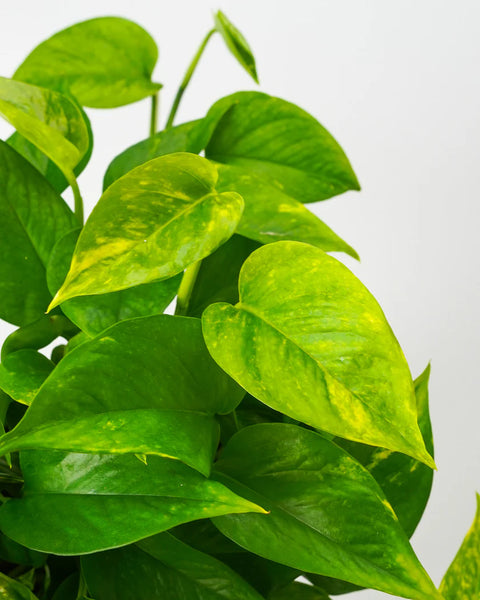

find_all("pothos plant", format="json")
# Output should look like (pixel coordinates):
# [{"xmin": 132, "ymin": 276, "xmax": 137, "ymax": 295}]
[{"xmin": 0, "ymin": 10, "xmax": 476, "ymax": 600}]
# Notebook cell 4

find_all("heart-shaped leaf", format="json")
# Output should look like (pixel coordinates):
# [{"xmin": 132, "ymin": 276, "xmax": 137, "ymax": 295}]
[
  {"xmin": 212, "ymin": 424, "xmax": 441, "ymax": 600},
  {"xmin": 47, "ymin": 229, "xmax": 181, "ymax": 336},
  {"xmin": 49, "ymin": 153, "xmax": 244, "ymax": 309},
  {"xmin": 0, "ymin": 78, "xmax": 89, "ymax": 190},
  {"xmin": 82, "ymin": 533, "xmax": 264, "ymax": 600},
  {"xmin": 439, "ymin": 493, "xmax": 480, "ymax": 599},
  {"xmin": 0, "ymin": 315, "xmax": 244, "ymax": 476},
  {"xmin": 0, "ymin": 350, "xmax": 54, "ymax": 406},
  {"xmin": 204, "ymin": 92, "xmax": 360, "ymax": 203},
  {"xmin": 202, "ymin": 241, "xmax": 434, "ymax": 466},
  {"xmin": 0, "ymin": 450, "xmax": 264, "ymax": 555},
  {"xmin": 13, "ymin": 17, "xmax": 161, "ymax": 108},
  {"xmin": 0, "ymin": 141, "xmax": 77, "ymax": 326},
  {"xmin": 214, "ymin": 11, "xmax": 259, "ymax": 83}
]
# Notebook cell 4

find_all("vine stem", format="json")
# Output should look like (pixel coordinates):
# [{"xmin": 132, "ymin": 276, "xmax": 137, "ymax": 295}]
[
  {"xmin": 150, "ymin": 92, "xmax": 159, "ymax": 137},
  {"xmin": 175, "ymin": 260, "xmax": 202, "ymax": 316},
  {"xmin": 165, "ymin": 28, "xmax": 216, "ymax": 129},
  {"xmin": 71, "ymin": 177, "xmax": 84, "ymax": 225}
]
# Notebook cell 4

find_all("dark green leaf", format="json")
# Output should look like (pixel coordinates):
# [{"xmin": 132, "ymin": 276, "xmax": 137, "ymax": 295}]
[
  {"xmin": 0, "ymin": 573, "xmax": 38, "ymax": 599},
  {"xmin": 13, "ymin": 17, "xmax": 161, "ymax": 108},
  {"xmin": 212, "ymin": 424, "xmax": 440, "ymax": 600},
  {"xmin": 214, "ymin": 11, "xmax": 258, "ymax": 83},
  {"xmin": 268, "ymin": 582, "xmax": 330, "ymax": 600},
  {"xmin": 215, "ymin": 164, "xmax": 359, "ymax": 258},
  {"xmin": 82, "ymin": 532, "xmax": 264, "ymax": 599},
  {"xmin": 0, "ymin": 78, "xmax": 89, "ymax": 189},
  {"xmin": 47, "ymin": 229, "xmax": 181, "ymax": 336},
  {"xmin": 49, "ymin": 153, "xmax": 244, "ymax": 309},
  {"xmin": 50, "ymin": 573, "xmax": 80, "ymax": 600},
  {"xmin": 204, "ymin": 92, "xmax": 360, "ymax": 203},
  {"xmin": 0, "ymin": 350, "xmax": 54, "ymax": 406},
  {"xmin": 0, "ymin": 450, "xmax": 264, "ymax": 555},
  {"xmin": 7, "ymin": 103, "xmax": 93, "ymax": 194},
  {"xmin": 439, "ymin": 493, "xmax": 480, "ymax": 599},
  {"xmin": 0, "ymin": 315, "xmax": 244, "ymax": 476},
  {"xmin": 0, "ymin": 141, "xmax": 77, "ymax": 326},
  {"xmin": 202, "ymin": 241, "xmax": 434, "ymax": 466},
  {"xmin": 0, "ymin": 533, "xmax": 46, "ymax": 567},
  {"xmin": 103, "ymin": 121, "xmax": 202, "ymax": 190},
  {"xmin": 178, "ymin": 235, "xmax": 259, "ymax": 317}
]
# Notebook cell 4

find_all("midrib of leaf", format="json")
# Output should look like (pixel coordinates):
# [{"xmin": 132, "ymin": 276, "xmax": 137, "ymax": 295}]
[
  {"xmin": 213, "ymin": 471, "xmax": 427, "ymax": 597},
  {"xmin": 235, "ymin": 302, "xmax": 418, "ymax": 454}
]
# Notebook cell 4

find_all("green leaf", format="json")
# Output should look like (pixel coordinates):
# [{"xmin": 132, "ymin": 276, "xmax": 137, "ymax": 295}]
[
  {"xmin": 103, "ymin": 121, "xmax": 202, "ymax": 190},
  {"xmin": 0, "ymin": 450, "xmax": 265, "ymax": 555},
  {"xmin": 214, "ymin": 11, "xmax": 259, "ymax": 83},
  {"xmin": 215, "ymin": 164, "xmax": 359, "ymax": 258},
  {"xmin": 82, "ymin": 533, "xmax": 264, "ymax": 600},
  {"xmin": 179, "ymin": 235, "xmax": 259, "ymax": 318},
  {"xmin": 0, "ymin": 78, "xmax": 89, "ymax": 189},
  {"xmin": 0, "ymin": 533, "xmax": 46, "ymax": 568},
  {"xmin": 47, "ymin": 229, "xmax": 181, "ymax": 336},
  {"xmin": 202, "ymin": 241, "xmax": 434, "ymax": 467},
  {"xmin": 0, "ymin": 572, "xmax": 38, "ymax": 599},
  {"xmin": 440, "ymin": 494, "xmax": 480, "ymax": 599},
  {"xmin": 0, "ymin": 141, "xmax": 77, "ymax": 326},
  {"xmin": 204, "ymin": 92, "xmax": 360, "ymax": 203},
  {"xmin": 268, "ymin": 582, "xmax": 331, "ymax": 600},
  {"xmin": 212, "ymin": 424, "xmax": 441, "ymax": 600},
  {"xmin": 13, "ymin": 17, "xmax": 161, "ymax": 108},
  {"xmin": 7, "ymin": 103, "xmax": 93, "ymax": 194},
  {"xmin": 49, "ymin": 153, "xmax": 244, "ymax": 309},
  {"xmin": 0, "ymin": 350, "xmax": 54, "ymax": 406},
  {"xmin": 0, "ymin": 315, "xmax": 244, "ymax": 476}
]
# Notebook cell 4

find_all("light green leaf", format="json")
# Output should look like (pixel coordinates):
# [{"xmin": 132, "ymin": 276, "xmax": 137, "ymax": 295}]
[
  {"xmin": 7, "ymin": 103, "xmax": 93, "ymax": 194},
  {"xmin": 202, "ymin": 241, "xmax": 434, "ymax": 467},
  {"xmin": 0, "ymin": 77, "xmax": 89, "ymax": 189},
  {"xmin": 0, "ymin": 315, "xmax": 244, "ymax": 476},
  {"xmin": 0, "ymin": 572, "xmax": 38, "ymax": 599},
  {"xmin": 0, "ymin": 141, "xmax": 77, "ymax": 326},
  {"xmin": 214, "ymin": 11, "xmax": 259, "ymax": 83},
  {"xmin": 103, "ymin": 121, "xmax": 202, "ymax": 190},
  {"xmin": 13, "ymin": 17, "xmax": 161, "ymax": 108},
  {"xmin": 213, "ymin": 424, "xmax": 441, "ymax": 600},
  {"xmin": 47, "ymin": 229, "xmax": 181, "ymax": 336},
  {"xmin": 49, "ymin": 153, "xmax": 244, "ymax": 309},
  {"xmin": 440, "ymin": 494, "xmax": 480, "ymax": 599},
  {"xmin": 82, "ymin": 532, "xmax": 264, "ymax": 600},
  {"xmin": 215, "ymin": 164, "xmax": 359, "ymax": 258},
  {"xmin": 204, "ymin": 92, "xmax": 360, "ymax": 203},
  {"xmin": 0, "ymin": 350, "xmax": 54, "ymax": 406},
  {"xmin": 0, "ymin": 450, "xmax": 265, "ymax": 555},
  {"xmin": 179, "ymin": 235, "xmax": 260, "ymax": 318}
]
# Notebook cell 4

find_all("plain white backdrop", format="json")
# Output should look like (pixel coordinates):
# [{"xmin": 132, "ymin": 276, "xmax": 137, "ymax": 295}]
[{"xmin": 0, "ymin": 2, "xmax": 479, "ymax": 598}]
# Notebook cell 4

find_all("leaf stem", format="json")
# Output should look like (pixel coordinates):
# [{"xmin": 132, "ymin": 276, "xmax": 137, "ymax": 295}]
[
  {"xmin": 150, "ymin": 92, "xmax": 159, "ymax": 137},
  {"xmin": 175, "ymin": 260, "xmax": 203, "ymax": 316},
  {"xmin": 71, "ymin": 177, "xmax": 84, "ymax": 225},
  {"xmin": 165, "ymin": 28, "xmax": 217, "ymax": 128}
]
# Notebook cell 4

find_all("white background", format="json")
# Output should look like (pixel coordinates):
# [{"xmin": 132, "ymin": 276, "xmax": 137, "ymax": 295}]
[{"xmin": 0, "ymin": 1, "xmax": 479, "ymax": 598}]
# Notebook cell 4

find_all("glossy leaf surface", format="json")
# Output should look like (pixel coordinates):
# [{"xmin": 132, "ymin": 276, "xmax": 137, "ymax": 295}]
[
  {"xmin": 215, "ymin": 164, "xmax": 358, "ymax": 258},
  {"xmin": 49, "ymin": 153, "xmax": 244, "ymax": 308},
  {"xmin": 0, "ymin": 450, "xmax": 264, "ymax": 555},
  {"xmin": 203, "ymin": 241, "xmax": 434, "ymax": 466},
  {"xmin": 0, "ymin": 572, "xmax": 38, "ymax": 599},
  {"xmin": 213, "ymin": 424, "xmax": 440, "ymax": 600},
  {"xmin": 47, "ymin": 229, "xmax": 181, "ymax": 336},
  {"xmin": 82, "ymin": 533, "xmax": 264, "ymax": 600},
  {"xmin": 440, "ymin": 494, "xmax": 480, "ymax": 599},
  {"xmin": 14, "ymin": 17, "xmax": 161, "ymax": 108},
  {"xmin": 214, "ymin": 11, "xmax": 258, "ymax": 83},
  {"xmin": 0, "ymin": 350, "xmax": 54, "ymax": 406},
  {"xmin": 0, "ymin": 78, "xmax": 89, "ymax": 187},
  {"xmin": 0, "ymin": 316, "xmax": 244, "ymax": 475},
  {"xmin": 205, "ymin": 92, "xmax": 360, "ymax": 203},
  {"xmin": 0, "ymin": 141, "xmax": 77, "ymax": 326}
]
